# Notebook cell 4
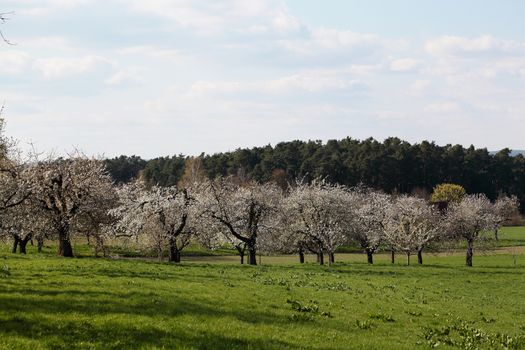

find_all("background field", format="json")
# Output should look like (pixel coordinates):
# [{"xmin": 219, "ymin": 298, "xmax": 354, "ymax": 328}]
[{"xmin": 1, "ymin": 227, "xmax": 525, "ymax": 349}]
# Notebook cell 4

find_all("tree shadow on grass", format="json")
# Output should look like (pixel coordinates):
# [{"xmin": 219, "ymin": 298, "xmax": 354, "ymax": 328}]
[
  {"xmin": 0, "ymin": 315, "xmax": 322, "ymax": 350},
  {"xmin": 0, "ymin": 287, "xmax": 296, "ymax": 327},
  {"xmin": 0, "ymin": 285, "xmax": 341, "ymax": 349}
]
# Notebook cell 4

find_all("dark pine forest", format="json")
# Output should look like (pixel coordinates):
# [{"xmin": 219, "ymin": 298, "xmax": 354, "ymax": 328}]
[{"xmin": 104, "ymin": 137, "xmax": 525, "ymax": 209}]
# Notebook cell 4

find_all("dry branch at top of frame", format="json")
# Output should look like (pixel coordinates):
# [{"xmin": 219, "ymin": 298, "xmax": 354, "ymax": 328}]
[{"xmin": 0, "ymin": 11, "xmax": 16, "ymax": 45}]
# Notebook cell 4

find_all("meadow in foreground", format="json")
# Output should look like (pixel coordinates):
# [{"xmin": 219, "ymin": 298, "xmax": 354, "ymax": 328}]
[{"xmin": 1, "ymin": 246, "xmax": 525, "ymax": 350}]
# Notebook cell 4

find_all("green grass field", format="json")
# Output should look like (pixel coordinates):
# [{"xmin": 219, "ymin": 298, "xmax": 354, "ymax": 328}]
[{"xmin": 1, "ymin": 227, "xmax": 525, "ymax": 349}]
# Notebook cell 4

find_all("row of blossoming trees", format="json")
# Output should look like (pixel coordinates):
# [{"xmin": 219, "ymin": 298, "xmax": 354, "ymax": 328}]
[
  {"xmin": 108, "ymin": 178, "xmax": 517, "ymax": 267},
  {"xmin": 0, "ymin": 122, "xmax": 519, "ymax": 267}
]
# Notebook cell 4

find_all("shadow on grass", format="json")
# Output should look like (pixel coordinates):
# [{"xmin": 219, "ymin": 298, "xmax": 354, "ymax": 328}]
[
  {"xmin": 0, "ymin": 315, "xmax": 318, "ymax": 350},
  {"xmin": 0, "ymin": 283, "xmax": 335, "ymax": 350},
  {"xmin": 0, "ymin": 285, "xmax": 295, "ymax": 327}
]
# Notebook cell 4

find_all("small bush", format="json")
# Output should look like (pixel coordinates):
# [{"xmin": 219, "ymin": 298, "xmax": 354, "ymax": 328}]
[
  {"xmin": 1, "ymin": 264, "xmax": 10, "ymax": 277},
  {"xmin": 286, "ymin": 298, "xmax": 332, "ymax": 321},
  {"xmin": 355, "ymin": 320, "xmax": 374, "ymax": 330},
  {"xmin": 369, "ymin": 312, "xmax": 395, "ymax": 322}
]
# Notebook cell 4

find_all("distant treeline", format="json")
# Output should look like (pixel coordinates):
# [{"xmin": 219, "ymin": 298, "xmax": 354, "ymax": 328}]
[{"xmin": 104, "ymin": 137, "xmax": 525, "ymax": 207}]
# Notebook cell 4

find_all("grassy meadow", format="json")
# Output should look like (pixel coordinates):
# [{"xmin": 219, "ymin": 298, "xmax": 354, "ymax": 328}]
[{"xmin": 1, "ymin": 227, "xmax": 525, "ymax": 349}]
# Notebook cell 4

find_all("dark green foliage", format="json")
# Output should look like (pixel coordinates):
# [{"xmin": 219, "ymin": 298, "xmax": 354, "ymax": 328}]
[
  {"xmin": 104, "ymin": 155, "xmax": 146, "ymax": 184},
  {"xmin": 141, "ymin": 155, "xmax": 186, "ymax": 187},
  {"xmin": 104, "ymin": 138, "xmax": 525, "ymax": 210}
]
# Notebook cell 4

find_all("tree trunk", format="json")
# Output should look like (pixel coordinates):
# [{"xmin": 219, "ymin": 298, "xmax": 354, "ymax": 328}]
[
  {"xmin": 248, "ymin": 248, "xmax": 257, "ymax": 266},
  {"xmin": 494, "ymin": 229, "xmax": 499, "ymax": 241},
  {"xmin": 366, "ymin": 249, "xmax": 374, "ymax": 264},
  {"xmin": 316, "ymin": 253, "xmax": 320, "ymax": 263},
  {"xmin": 328, "ymin": 252, "xmax": 335, "ymax": 265},
  {"xmin": 406, "ymin": 252, "xmax": 410, "ymax": 266},
  {"xmin": 95, "ymin": 236, "xmax": 106, "ymax": 257},
  {"xmin": 37, "ymin": 238, "xmax": 44, "ymax": 253},
  {"xmin": 236, "ymin": 245, "xmax": 245, "ymax": 264},
  {"xmin": 58, "ymin": 238, "xmax": 74, "ymax": 257},
  {"xmin": 57, "ymin": 226, "xmax": 73, "ymax": 257},
  {"xmin": 168, "ymin": 239, "xmax": 181, "ymax": 263},
  {"xmin": 19, "ymin": 238, "xmax": 30, "ymax": 254},
  {"xmin": 466, "ymin": 239, "xmax": 474, "ymax": 267},
  {"xmin": 12, "ymin": 237, "xmax": 20, "ymax": 254},
  {"xmin": 169, "ymin": 248, "xmax": 181, "ymax": 263},
  {"xmin": 391, "ymin": 249, "xmax": 395, "ymax": 264},
  {"xmin": 417, "ymin": 249, "xmax": 423, "ymax": 265},
  {"xmin": 299, "ymin": 249, "xmax": 305, "ymax": 264},
  {"xmin": 318, "ymin": 250, "xmax": 324, "ymax": 265}
]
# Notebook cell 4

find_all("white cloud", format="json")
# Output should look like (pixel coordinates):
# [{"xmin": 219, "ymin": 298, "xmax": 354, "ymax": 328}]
[
  {"xmin": 347, "ymin": 64, "xmax": 383, "ymax": 75},
  {"xmin": 187, "ymin": 81, "xmax": 244, "ymax": 96},
  {"xmin": 0, "ymin": 51, "xmax": 31, "ymax": 74},
  {"xmin": 33, "ymin": 55, "xmax": 112, "ymax": 78},
  {"xmin": 263, "ymin": 71, "xmax": 361, "ymax": 92},
  {"xmin": 313, "ymin": 28, "xmax": 379, "ymax": 49},
  {"xmin": 424, "ymin": 101, "xmax": 461, "ymax": 114},
  {"xmin": 281, "ymin": 28, "xmax": 381, "ymax": 54},
  {"xmin": 390, "ymin": 58, "xmax": 421, "ymax": 72},
  {"xmin": 272, "ymin": 9, "xmax": 301, "ymax": 33},
  {"xmin": 115, "ymin": 46, "xmax": 184, "ymax": 61},
  {"xmin": 127, "ymin": 0, "xmax": 300, "ymax": 35},
  {"xmin": 182, "ymin": 70, "xmax": 363, "ymax": 98},
  {"xmin": 23, "ymin": 36, "xmax": 73, "ymax": 50},
  {"xmin": 409, "ymin": 80, "xmax": 431, "ymax": 95},
  {"xmin": 425, "ymin": 35, "xmax": 525, "ymax": 57},
  {"xmin": 128, "ymin": 0, "xmax": 222, "ymax": 33},
  {"xmin": 11, "ymin": 0, "xmax": 89, "ymax": 16},
  {"xmin": 105, "ymin": 67, "xmax": 146, "ymax": 86}
]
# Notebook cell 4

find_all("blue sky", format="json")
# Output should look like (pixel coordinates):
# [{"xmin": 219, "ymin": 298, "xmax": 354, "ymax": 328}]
[
  {"xmin": 1, "ymin": 1, "xmax": 524, "ymax": 157},
  {"xmin": 286, "ymin": 1, "xmax": 525, "ymax": 39}
]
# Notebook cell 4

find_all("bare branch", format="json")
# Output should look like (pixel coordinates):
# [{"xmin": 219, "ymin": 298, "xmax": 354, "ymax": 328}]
[{"xmin": 0, "ymin": 12, "xmax": 16, "ymax": 45}]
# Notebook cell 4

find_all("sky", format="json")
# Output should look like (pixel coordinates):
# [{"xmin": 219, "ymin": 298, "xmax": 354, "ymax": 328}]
[{"xmin": 1, "ymin": 0, "xmax": 524, "ymax": 158}]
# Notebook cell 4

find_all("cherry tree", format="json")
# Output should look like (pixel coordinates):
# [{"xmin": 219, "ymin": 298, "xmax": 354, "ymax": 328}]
[
  {"xmin": 383, "ymin": 196, "xmax": 443, "ymax": 265},
  {"xmin": 109, "ymin": 183, "xmax": 163, "ymax": 260},
  {"xmin": 109, "ymin": 182, "xmax": 199, "ymax": 262},
  {"xmin": 0, "ymin": 164, "xmax": 31, "ymax": 221},
  {"xmin": 283, "ymin": 179, "xmax": 351, "ymax": 265},
  {"xmin": 30, "ymin": 154, "xmax": 114, "ymax": 257},
  {"xmin": 350, "ymin": 188, "xmax": 390, "ymax": 264},
  {"xmin": 268, "ymin": 208, "xmax": 311, "ymax": 263},
  {"xmin": 198, "ymin": 177, "xmax": 281, "ymax": 265},
  {"xmin": 446, "ymin": 194, "xmax": 497, "ymax": 267},
  {"xmin": 0, "ymin": 118, "xmax": 32, "ymax": 248},
  {"xmin": 492, "ymin": 195, "xmax": 519, "ymax": 240},
  {"xmin": 2, "ymin": 200, "xmax": 50, "ymax": 254},
  {"xmin": 143, "ymin": 186, "xmax": 197, "ymax": 263},
  {"xmin": 72, "ymin": 177, "xmax": 117, "ymax": 256},
  {"xmin": 0, "ymin": 119, "xmax": 30, "ymax": 212}
]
